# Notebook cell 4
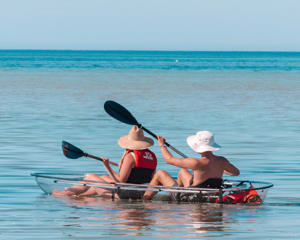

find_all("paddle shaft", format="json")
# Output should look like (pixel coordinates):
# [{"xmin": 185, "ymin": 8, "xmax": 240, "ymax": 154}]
[
  {"xmin": 103, "ymin": 100, "xmax": 188, "ymax": 158},
  {"xmin": 141, "ymin": 126, "xmax": 188, "ymax": 158},
  {"xmin": 85, "ymin": 153, "xmax": 119, "ymax": 167}
]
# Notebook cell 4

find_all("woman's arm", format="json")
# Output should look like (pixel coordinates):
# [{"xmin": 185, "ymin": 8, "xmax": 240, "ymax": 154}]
[
  {"xmin": 118, "ymin": 153, "xmax": 135, "ymax": 182},
  {"xmin": 102, "ymin": 158, "xmax": 119, "ymax": 182},
  {"xmin": 102, "ymin": 152, "xmax": 135, "ymax": 183}
]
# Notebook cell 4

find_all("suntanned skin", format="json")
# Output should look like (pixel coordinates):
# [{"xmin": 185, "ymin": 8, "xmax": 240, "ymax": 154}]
[
  {"xmin": 143, "ymin": 135, "xmax": 240, "ymax": 200},
  {"xmin": 52, "ymin": 151, "xmax": 136, "ymax": 197}
]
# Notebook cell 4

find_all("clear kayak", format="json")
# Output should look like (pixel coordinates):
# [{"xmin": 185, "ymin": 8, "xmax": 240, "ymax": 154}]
[{"xmin": 31, "ymin": 173, "xmax": 273, "ymax": 204}]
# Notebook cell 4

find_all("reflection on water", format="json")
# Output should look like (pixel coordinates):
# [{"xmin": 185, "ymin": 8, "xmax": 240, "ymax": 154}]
[
  {"xmin": 189, "ymin": 204, "xmax": 228, "ymax": 234},
  {"xmin": 49, "ymin": 196, "xmax": 249, "ymax": 239}
]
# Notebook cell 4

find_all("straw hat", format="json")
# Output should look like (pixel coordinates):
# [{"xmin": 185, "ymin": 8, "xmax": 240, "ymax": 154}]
[
  {"xmin": 186, "ymin": 130, "xmax": 221, "ymax": 153},
  {"xmin": 118, "ymin": 126, "xmax": 154, "ymax": 150}
]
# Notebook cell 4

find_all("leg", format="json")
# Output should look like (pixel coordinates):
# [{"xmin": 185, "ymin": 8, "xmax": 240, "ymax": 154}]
[
  {"xmin": 52, "ymin": 173, "xmax": 110, "ymax": 197},
  {"xmin": 77, "ymin": 173, "xmax": 114, "ymax": 196},
  {"xmin": 98, "ymin": 175, "xmax": 114, "ymax": 183},
  {"xmin": 177, "ymin": 168, "xmax": 193, "ymax": 187},
  {"xmin": 52, "ymin": 185, "xmax": 88, "ymax": 197},
  {"xmin": 67, "ymin": 173, "xmax": 104, "ymax": 195},
  {"xmin": 78, "ymin": 173, "xmax": 119, "ymax": 197},
  {"xmin": 143, "ymin": 170, "xmax": 176, "ymax": 200}
]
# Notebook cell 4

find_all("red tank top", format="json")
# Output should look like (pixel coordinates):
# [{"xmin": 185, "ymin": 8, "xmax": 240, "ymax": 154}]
[{"xmin": 128, "ymin": 149, "xmax": 157, "ymax": 170}]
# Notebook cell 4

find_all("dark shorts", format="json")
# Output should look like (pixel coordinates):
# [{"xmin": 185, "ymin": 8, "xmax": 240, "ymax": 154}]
[{"xmin": 191, "ymin": 178, "xmax": 223, "ymax": 189}]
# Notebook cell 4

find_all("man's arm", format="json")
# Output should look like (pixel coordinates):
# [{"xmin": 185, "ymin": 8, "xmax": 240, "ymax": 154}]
[
  {"xmin": 223, "ymin": 158, "xmax": 240, "ymax": 176},
  {"xmin": 160, "ymin": 145, "xmax": 199, "ymax": 169}
]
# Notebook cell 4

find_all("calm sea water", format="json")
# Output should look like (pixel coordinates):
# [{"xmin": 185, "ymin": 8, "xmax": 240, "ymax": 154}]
[{"xmin": 1, "ymin": 50, "xmax": 300, "ymax": 239}]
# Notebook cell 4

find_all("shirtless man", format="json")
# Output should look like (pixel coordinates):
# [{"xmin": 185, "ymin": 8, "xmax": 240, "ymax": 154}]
[{"xmin": 143, "ymin": 130, "xmax": 240, "ymax": 201}]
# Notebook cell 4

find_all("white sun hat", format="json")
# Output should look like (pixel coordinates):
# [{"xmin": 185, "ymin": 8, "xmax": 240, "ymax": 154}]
[{"xmin": 186, "ymin": 130, "xmax": 221, "ymax": 153}]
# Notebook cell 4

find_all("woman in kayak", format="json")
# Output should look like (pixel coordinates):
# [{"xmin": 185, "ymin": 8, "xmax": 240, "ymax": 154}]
[
  {"xmin": 53, "ymin": 126, "xmax": 157, "ymax": 199},
  {"xmin": 143, "ymin": 131, "xmax": 240, "ymax": 202}
]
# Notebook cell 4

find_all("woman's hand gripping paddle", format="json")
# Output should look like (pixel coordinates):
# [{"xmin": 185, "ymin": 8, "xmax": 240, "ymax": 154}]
[
  {"xmin": 62, "ymin": 141, "xmax": 119, "ymax": 166},
  {"xmin": 104, "ymin": 100, "xmax": 188, "ymax": 158}
]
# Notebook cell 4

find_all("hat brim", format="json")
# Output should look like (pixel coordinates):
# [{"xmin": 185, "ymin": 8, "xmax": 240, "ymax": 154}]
[
  {"xmin": 186, "ymin": 135, "xmax": 221, "ymax": 153},
  {"xmin": 118, "ymin": 135, "xmax": 154, "ymax": 150}
]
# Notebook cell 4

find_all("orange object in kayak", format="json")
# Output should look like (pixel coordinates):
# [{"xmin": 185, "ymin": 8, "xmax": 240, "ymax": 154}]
[{"xmin": 217, "ymin": 186, "xmax": 262, "ymax": 204}]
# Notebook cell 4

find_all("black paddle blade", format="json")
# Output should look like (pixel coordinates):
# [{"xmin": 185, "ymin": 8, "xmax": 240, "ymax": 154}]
[
  {"xmin": 62, "ymin": 141, "xmax": 85, "ymax": 159},
  {"xmin": 104, "ymin": 100, "xmax": 139, "ymax": 126}
]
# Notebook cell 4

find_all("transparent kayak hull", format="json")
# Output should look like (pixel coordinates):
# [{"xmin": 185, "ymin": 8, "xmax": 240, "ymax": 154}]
[{"xmin": 31, "ymin": 173, "xmax": 273, "ymax": 204}]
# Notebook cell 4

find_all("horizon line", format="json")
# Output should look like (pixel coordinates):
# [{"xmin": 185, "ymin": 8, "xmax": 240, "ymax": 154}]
[{"xmin": 1, "ymin": 49, "xmax": 300, "ymax": 53}]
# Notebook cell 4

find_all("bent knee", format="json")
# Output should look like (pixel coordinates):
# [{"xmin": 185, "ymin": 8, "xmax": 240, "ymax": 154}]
[
  {"xmin": 157, "ymin": 169, "xmax": 168, "ymax": 175},
  {"xmin": 154, "ymin": 169, "xmax": 173, "ymax": 180},
  {"xmin": 84, "ymin": 173, "xmax": 99, "ymax": 180},
  {"xmin": 177, "ymin": 169, "xmax": 192, "ymax": 184},
  {"xmin": 178, "ymin": 168, "xmax": 190, "ymax": 175},
  {"xmin": 156, "ymin": 169, "xmax": 169, "ymax": 178}
]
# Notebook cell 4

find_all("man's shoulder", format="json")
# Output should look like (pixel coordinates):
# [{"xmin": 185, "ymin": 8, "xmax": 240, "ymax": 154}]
[
  {"xmin": 186, "ymin": 157, "xmax": 203, "ymax": 164},
  {"xmin": 214, "ymin": 155, "xmax": 228, "ymax": 162},
  {"xmin": 192, "ymin": 156, "xmax": 204, "ymax": 161},
  {"xmin": 183, "ymin": 157, "xmax": 201, "ymax": 164}
]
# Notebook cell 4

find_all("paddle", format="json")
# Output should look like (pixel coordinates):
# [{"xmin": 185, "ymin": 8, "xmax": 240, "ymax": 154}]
[
  {"xmin": 62, "ymin": 141, "xmax": 119, "ymax": 166},
  {"xmin": 104, "ymin": 100, "xmax": 188, "ymax": 158}
]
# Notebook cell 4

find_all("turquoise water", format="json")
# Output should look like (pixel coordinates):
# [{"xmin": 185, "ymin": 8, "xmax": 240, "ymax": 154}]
[{"xmin": 1, "ymin": 50, "xmax": 300, "ymax": 239}]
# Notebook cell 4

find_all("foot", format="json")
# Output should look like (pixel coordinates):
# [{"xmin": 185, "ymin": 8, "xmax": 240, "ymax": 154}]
[
  {"xmin": 143, "ymin": 195, "xmax": 152, "ymax": 201},
  {"xmin": 52, "ymin": 189, "xmax": 73, "ymax": 196},
  {"xmin": 52, "ymin": 188, "xmax": 80, "ymax": 197}
]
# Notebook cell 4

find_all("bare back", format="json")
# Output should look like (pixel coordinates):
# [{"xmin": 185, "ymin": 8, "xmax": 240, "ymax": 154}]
[{"xmin": 192, "ymin": 154, "xmax": 239, "ymax": 186}]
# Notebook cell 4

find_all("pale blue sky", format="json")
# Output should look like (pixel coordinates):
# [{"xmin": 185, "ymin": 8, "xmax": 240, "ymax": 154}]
[{"xmin": 1, "ymin": 0, "xmax": 299, "ymax": 51}]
